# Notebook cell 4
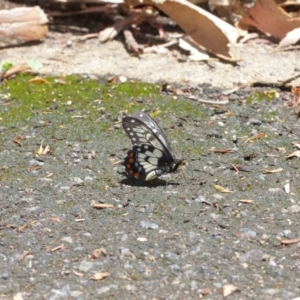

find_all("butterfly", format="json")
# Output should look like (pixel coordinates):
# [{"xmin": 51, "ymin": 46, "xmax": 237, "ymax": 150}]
[{"xmin": 122, "ymin": 111, "xmax": 185, "ymax": 181}]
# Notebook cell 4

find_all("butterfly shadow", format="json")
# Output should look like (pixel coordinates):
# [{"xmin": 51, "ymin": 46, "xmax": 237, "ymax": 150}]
[{"xmin": 118, "ymin": 172, "xmax": 180, "ymax": 187}]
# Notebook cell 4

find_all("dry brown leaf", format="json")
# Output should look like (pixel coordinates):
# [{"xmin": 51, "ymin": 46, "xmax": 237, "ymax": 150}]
[
  {"xmin": 126, "ymin": 0, "xmax": 238, "ymax": 60},
  {"xmin": 291, "ymin": 86, "xmax": 300, "ymax": 107},
  {"xmin": 281, "ymin": 237, "xmax": 300, "ymax": 245},
  {"xmin": 222, "ymin": 284, "xmax": 238, "ymax": 297},
  {"xmin": 51, "ymin": 244, "xmax": 64, "ymax": 252},
  {"xmin": 28, "ymin": 76, "xmax": 50, "ymax": 84},
  {"xmin": 199, "ymin": 288, "xmax": 211, "ymax": 295},
  {"xmin": 244, "ymin": 133, "xmax": 265, "ymax": 144},
  {"xmin": 277, "ymin": 147, "xmax": 287, "ymax": 154},
  {"xmin": 239, "ymin": 199, "xmax": 254, "ymax": 204},
  {"xmin": 14, "ymin": 135, "xmax": 24, "ymax": 146},
  {"xmin": 263, "ymin": 168, "xmax": 283, "ymax": 174},
  {"xmin": 214, "ymin": 185, "xmax": 232, "ymax": 193},
  {"xmin": 91, "ymin": 203, "xmax": 114, "ymax": 209},
  {"xmin": 240, "ymin": 0, "xmax": 300, "ymax": 40},
  {"xmin": 1, "ymin": 64, "xmax": 31, "ymax": 80},
  {"xmin": 287, "ymin": 150, "xmax": 300, "ymax": 158},
  {"xmin": 90, "ymin": 272, "xmax": 110, "ymax": 281},
  {"xmin": 27, "ymin": 165, "xmax": 42, "ymax": 171},
  {"xmin": 18, "ymin": 250, "xmax": 30, "ymax": 261},
  {"xmin": 92, "ymin": 248, "xmax": 107, "ymax": 259},
  {"xmin": 49, "ymin": 216, "xmax": 63, "ymax": 223},
  {"xmin": 36, "ymin": 140, "xmax": 44, "ymax": 156},
  {"xmin": 73, "ymin": 270, "xmax": 84, "ymax": 277}
]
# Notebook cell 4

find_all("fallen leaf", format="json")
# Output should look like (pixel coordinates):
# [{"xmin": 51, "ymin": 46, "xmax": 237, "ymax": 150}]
[
  {"xmin": 49, "ymin": 216, "xmax": 63, "ymax": 223},
  {"xmin": 287, "ymin": 150, "xmax": 300, "ymax": 158},
  {"xmin": 28, "ymin": 76, "xmax": 50, "ymax": 84},
  {"xmin": 36, "ymin": 140, "xmax": 44, "ymax": 156},
  {"xmin": 92, "ymin": 248, "xmax": 107, "ymax": 259},
  {"xmin": 239, "ymin": 199, "xmax": 254, "ymax": 204},
  {"xmin": 279, "ymin": 27, "xmax": 300, "ymax": 47},
  {"xmin": 263, "ymin": 168, "xmax": 283, "ymax": 174},
  {"xmin": 178, "ymin": 37, "xmax": 210, "ymax": 61},
  {"xmin": 244, "ymin": 133, "xmax": 265, "ymax": 144},
  {"xmin": 214, "ymin": 185, "xmax": 232, "ymax": 193},
  {"xmin": 91, "ymin": 203, "xmax": 114, "ymax": 209},
  {"xmin": 73, "ymin": 270, "xmax": 84, "ymax": 277},
  {"xmin": 50, "ymin": 244, "xmax": 64, "ymax": 252},
  {"xmin": 90, "ymin": 272, "xmax": 110, "ymax": 281},
  {"xmin": 281, "ymin": 237, "xmax": 300, "ymax": 245},
  {"xmin": 14, "ymin": 135, "xmax": 23, "ymax": 146},
  {"xmin": 107, "ymin": 76, "xmax": 116, "ymax": 83},
  {"xmin": 199, "ymin": 288, "xmax": 211, "ymax": 295},
  {"xmin": 27, "ymin": 165, "xmax": 42, "ymax": 171},
  {"xmin": 1, "ymin": 64, "xmax": 31, "ymax": 80},
  {"xmin": 222, "ymin": 284, "xmax": 238, "ymax": 297},
  {"xmin": 18, "ymin": 250, "xmax": 30, "ymax": 261},
  {"xmin": 126, "ymin": 0, "xmax": 238, "ymax": 59},
  {"xmin": 277, "ymin": 147, "xmax": 287, "ymax": 154},
  {"xmin": 240, "ymin": 0, "xmax": 300, "ymax": 40}
]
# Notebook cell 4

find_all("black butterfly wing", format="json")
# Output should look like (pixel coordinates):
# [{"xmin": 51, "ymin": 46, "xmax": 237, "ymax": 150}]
[
  {"xmin": 124, "ymin": 111, "xmax": 176, "ymax": 155},
  {"xmin": 122, "ymin": 111, "xmax": 178, "ymax": 180}
]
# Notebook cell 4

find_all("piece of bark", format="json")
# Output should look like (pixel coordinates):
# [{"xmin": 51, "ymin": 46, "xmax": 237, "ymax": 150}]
[{"xmin": 0, "ymin": 6, "xmax": 49, "ymax": 47}]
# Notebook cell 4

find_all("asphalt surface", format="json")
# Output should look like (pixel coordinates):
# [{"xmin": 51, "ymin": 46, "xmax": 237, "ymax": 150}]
[{"xmin": 1, "ymin": 76, "xmax": 300, "ymax": 299}]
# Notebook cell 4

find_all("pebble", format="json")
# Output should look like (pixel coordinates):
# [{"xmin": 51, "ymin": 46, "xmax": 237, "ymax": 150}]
[
  {"xmin": 78, "ymin": 260, "xmax": 95, "ymax": 272},
  {"xmin": 140, "ymin": 221, "xmax": 158, "ymax": 229}
]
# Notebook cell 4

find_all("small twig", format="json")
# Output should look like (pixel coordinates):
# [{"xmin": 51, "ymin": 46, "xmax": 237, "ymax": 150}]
[
  {"xmin": 231, "ymin": 164, "xmax": 239, "ymax": 173},
  {"xmin": 77, "ymin": 33, "xmax": 99, "ymax": 41},
  {"xmin": 281, "ymin": 73, "xmax": 300, "ymax": 85},
  {"xmin": 143, "ymin": 39, "xmax": 178, "ymax": 53},
  {"xmin": 185, "ymin": 95, "xmax": 229, "ymax": 105},
  {"xmin": 123, "ymin": 29, "xmax": 143, "ymax": 55},
  {"xmin": 48, "ymin": 4, "xmax": 115, "ymax": 17},
  {"xmin": 18, "ymin": 251, "xmax": 30, "ymax": 261},
  {"xmin": 112, "ymin": 160, "xmax": 123, "ymax": 165}
]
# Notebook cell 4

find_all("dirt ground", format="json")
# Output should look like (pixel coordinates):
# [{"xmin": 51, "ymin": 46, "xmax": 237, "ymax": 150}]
[{"xmin": 1, "ymin": 18, "xmax": 300, "ymax": 88}]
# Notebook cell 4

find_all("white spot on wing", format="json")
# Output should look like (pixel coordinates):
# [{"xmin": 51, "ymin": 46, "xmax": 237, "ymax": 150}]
[{"xmin": 148, "ymin": 158, "xmax": 158, "ymax": 165}]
